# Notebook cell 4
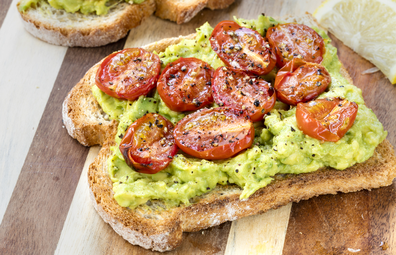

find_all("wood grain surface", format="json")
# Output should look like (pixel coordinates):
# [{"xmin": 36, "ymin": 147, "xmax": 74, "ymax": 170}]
[
  {"xmin": 0, "ymin": 0, "xmax": 68, "ymax": 224},
  {"xmin": 1, "ymin": 0, "xmax": 395, "ymax": 254},
  {"xmin": 0, "ymin": 40, "xmax": 126, "ymax": 254},
  {"xmin": 225, "ymin": 204, "xmax": 292, "ymax": 255}
]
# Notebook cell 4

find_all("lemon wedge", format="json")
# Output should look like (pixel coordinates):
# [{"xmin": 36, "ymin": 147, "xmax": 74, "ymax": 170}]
[{"xmin": 314, "ymin": 0, "xmax": 396, "ymax": 84}]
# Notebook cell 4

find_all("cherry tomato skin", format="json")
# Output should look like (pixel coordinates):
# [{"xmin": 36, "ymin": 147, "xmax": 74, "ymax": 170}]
[
  {"xmin": 96, "ymin": 48, "xmax": 161, "ymax": 101},
  {"xmin": 157, "ymin": 58, "xmax": 214, "ymax": 112},
  {"xmin": 212, "ymin": 66, "xmax": 276, "ymax": 122},
  {"xmin": 296, "ymin": 98, "xmax": 358, "ymax": 142},
  {"xmin": 174, "ymin": 107, "xmax": 254, "ymax": 160},
  {"xmin": 274, "ymin": 59, "xmax": 331, "ymax": 105},
  {"xmin": 210, "ymin": 21, "xmax": 276, "ymax": 75},
  {"xmin": 119, "ymin": 113, "xmax": 178, "ymax": 174},
  {"xmin": 266, "ymin": 23, "xmax": 325, "ymax": 68}
]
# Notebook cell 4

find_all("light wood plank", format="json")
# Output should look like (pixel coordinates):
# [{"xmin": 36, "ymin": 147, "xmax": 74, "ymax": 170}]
[
  {"xmin": 54, "ymin": 147, "xmax": 106, "ymax": 255},
  {"xmin": 0, "ymin": 0, "xmax": 67, "ymax": 224},
  {"xmin": 224, "ymin": 204, "xmax": 292, "ymax": 255}
]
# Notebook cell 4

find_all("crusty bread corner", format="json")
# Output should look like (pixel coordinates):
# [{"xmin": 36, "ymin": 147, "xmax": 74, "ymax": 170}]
[
  {"xmin": 62, "ymin": 63, "xmax": 118, "ymax": 146},
  {"xmin": 17, "ymin": 0, "xmax": 155, "ymax": 47},
  {"xmin": 154, "ymin": 0, "xmax": 235, "ymax": 24},
  {"xmin": 62, "ymin": 13, "xmax": 396, "ymax": 251},
  {"xmin": 62, "ymin": 33, "xmax": 195, "ymax": 146}
]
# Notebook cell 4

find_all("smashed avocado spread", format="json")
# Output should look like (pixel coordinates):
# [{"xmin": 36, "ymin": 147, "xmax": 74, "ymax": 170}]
[
  {"xmin": 19, "ymin": 0, "xmax": 144, "ymax": 15},
  {"xmin": 91, "ymin": 15, "xmax": 387, "ymax": 209}
]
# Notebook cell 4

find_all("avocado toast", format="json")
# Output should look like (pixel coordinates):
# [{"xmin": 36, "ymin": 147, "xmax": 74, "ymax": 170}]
[{"xmin": 62, "ymin": 14, "xmax": 396, "ymax": 251}]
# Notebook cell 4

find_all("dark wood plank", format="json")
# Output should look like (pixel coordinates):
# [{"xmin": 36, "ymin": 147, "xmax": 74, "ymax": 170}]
[
  {"xmin": 283, "ymin": 35, "xmax": 396, "ymax": 254},
  {"xmin": 284, "ymin": 185, "xmax": 396, "ymax": 254},
  {"xmin": 0, "ymin": 38, "xmax": 126, "ymax": 255},
  {"xmin": 176, "ymin": 223, "xmax": 232, "ymax": 255},
  {"xmin": 0, "ymin": 0, "xmax": 12, "ymax": 28},
  {"xmin": 284, "ymin": 192, "xmax": 372, "ymax": 254},
  {"xmin": 368, "ymin": 184, "xmax": 396, "ymax": 254}
]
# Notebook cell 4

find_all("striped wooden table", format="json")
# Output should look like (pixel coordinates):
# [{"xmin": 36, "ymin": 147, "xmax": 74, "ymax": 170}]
[{"xmin": 1, "ymin": 0, "xmax": 395, "ymax": 254}]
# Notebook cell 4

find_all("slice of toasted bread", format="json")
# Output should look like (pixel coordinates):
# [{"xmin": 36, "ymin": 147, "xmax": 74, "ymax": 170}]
[
  {"xmin": 63, "ymin": 14, "xmax": 396, "ymax": 251},
  {"xmin": 17, "ymin": 0, "xmax": 233, "ymax": 47},
  {"xmin": 154, "ymin": 0, "xmax": 234, "ymax": 24},
  {"xmin": 17, "ymin": 0, "xmax": 156, "ymax": 47}
]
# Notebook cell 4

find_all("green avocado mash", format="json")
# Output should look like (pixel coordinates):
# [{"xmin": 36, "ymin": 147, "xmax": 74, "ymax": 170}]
[
  {"xmin": 92, "ymin": 15, "xmax": 387, "ymax": 209},
  {"xmin": 19, "ymin": 0, "xmax": 145, "ymax": 15}
]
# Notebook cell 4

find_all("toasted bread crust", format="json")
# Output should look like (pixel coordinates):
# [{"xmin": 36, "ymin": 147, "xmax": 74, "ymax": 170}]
[
  {"xmin": 62, "ymin": 63, "xmax": 118, "ymax": 146},
  {"xmin": 154, "ymin": 0, "xmax": 234, "ymax": 24},
  {"xmin": 88, "ymin": 140, "xmax": 396, "ymax": 251},
  {"xmin": 17, "ymin": 0, "xmax": 155, "ymax": 47},
  {"xmin": 63, "ymin": 14, "xmax": 396, "ymax": 252}
]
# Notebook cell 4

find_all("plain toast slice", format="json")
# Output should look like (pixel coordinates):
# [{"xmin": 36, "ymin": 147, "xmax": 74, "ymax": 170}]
[{"xmin": 154, "ymin": 0, "xmax": 235, "ymax": 24}]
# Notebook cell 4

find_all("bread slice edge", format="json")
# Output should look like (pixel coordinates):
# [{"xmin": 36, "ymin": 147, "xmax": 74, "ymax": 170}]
[{"xmin": 17, "ymin": 0, "xmax": 156, "ymax": 47}]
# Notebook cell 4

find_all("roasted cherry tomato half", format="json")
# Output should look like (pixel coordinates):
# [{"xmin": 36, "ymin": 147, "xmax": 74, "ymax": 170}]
[
  {"xmin": 296, "ymin": 98, "xmax": 358, "ymax": 142},
  {"xmin": 119, "ymin": 113, "xmax": 178, "ymax": 174},
  {"xmin": 212, "ymin": 66, "xmax": 276, "ymax": 122},
  {"xmin": 96, "ymin": 48, "xmax": 161, "ymax": 101},
  {"xmin": 210, "ymin": 21, "xmax": 276, "ymax": 75},
  {"xmin": 157, "ymin": 58, "xmax": 214, "ymax": 112},
  {"xmin": 174, "ymin": 107, "xmax": 254, "ymax": 160},
  {"xmin": 266, "ymin": 23, "xmax": 325, "ymax": 68},
  {"xmin": 274, "ymin": 59, "xmax": 331, "ymax": 105}
]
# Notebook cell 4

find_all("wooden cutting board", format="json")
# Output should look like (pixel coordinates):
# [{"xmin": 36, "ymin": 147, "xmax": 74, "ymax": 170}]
[{"xmin": 0, "ymin": 0, "xmax": 395, "ymax": 254}]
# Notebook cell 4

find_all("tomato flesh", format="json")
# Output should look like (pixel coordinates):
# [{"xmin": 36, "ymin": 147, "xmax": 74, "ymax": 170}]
[
  {"xmin": 210, "ymin": 21, "xmax": 276, "ymax": 75},
  {"xmin": 274, "ymin": 59, "xmax": 331, "ymax": 105},
  {"xmin": 174, "ymin": 107, "xmax": 254, "ymax": 160},
  {"xmin": 157, "ymin": 58, "xmax": 214, "ymax": 112},
  {"xmin": 119, "ymin": 113, "xmax": 178, "ymax": 174},
  {"xmin": 212, "ymin": 66, "xmax": 276, "ymax": 121},
  {"xmin": 296, "ymin": 98, "xmax": 358, "ymax": 142},
  {"xmin": 266, "ymin": 23, "xmax": 325, "ymax": 68},
  {"xmin": 96, "ymin": 48, "xmax": 161, "ymax": 101}
]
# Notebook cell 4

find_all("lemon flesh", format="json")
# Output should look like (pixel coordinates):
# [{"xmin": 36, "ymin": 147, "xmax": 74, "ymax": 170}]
[{"xmin": 314, "ymin": 0, "xmax": 396, "ymax": 84}]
